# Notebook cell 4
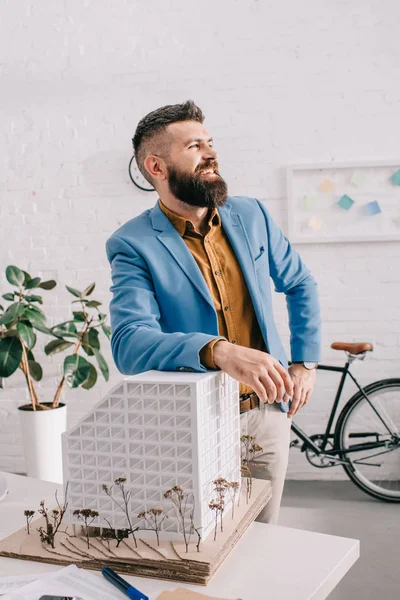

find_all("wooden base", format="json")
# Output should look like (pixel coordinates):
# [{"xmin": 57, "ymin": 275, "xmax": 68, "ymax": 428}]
[{"xmin": 0, "ymin": 479, "xmax": 271, "ymax": 585}]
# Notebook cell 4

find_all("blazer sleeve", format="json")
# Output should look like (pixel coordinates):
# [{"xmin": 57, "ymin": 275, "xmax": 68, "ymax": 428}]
[
  {"xmin": 105, "ymin": 234, "xmax": 224, "ymax": 375},
  {"xmin": 256, "ymin": 200, "xmax": 321, "ymax": 362}
]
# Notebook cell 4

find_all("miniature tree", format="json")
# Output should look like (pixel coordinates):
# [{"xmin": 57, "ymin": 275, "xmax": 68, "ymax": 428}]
[
  {"xmin": 188, "ymin": 505, "xmax": 202, "ymax": 552},
  {"xmin": 164, "ymin": 485, "xmax": 193, "ymax": 553},
  {"xmin": 36, "ymin": 483, "xmax": 69, "ymax": 549},
  {"xmin": 137, "ymin": 508, "xmax": 166, "ymax": 546},
  {"xmin": 73, "ymin": 508, "xmax": 99, "ymax": 549},
  {"xmin": 228, "ymin": 481, "xmax": 240, "ymax": 518},
  {"xmin": 212, "ymin": 478, "xmax": 230, "ymax": 532},
  {"xmin": 240, "ymin": 435, "xmax": 264, "ymax": 503},
  {"xmin": 24, "ymin": 510, "xmax": 35, "ymax": 534},
  {"xmin": 102, "ymin": 477, "xmax": 139, "ymax": 547},
  {"xmin": 101, "ymin": 518, "xmax": 130, "ymax": 549},
  {"xmin": 208, "ymin": 500, "xmax": 223, "ymax": 542}
]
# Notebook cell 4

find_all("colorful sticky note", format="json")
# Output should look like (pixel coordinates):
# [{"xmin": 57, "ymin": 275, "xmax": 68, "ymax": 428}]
[
  {"xmin": 337, "ymin": 194, "xmax": 355, "ymax": 211},
  {"xmin": 391, "ymin": 169, "xmax": 400, "ymax": 186},
  {"xmin": 319, "ymin": 179, "xmax": 335, "ymax": 193},
  {"xmin": 350, "ymin": 171, "xmax": 365, "ymax": 186},
  {"xmin": 364, "ymin": 201, "xmax": 382, "ymax": 216},
  {"xmin": 302, "ymin": 195, "xmax": 316, "ymax": 210},
  {"xmin": 307, "ymin": 216, "xmax": 323, "ymax": 230}
]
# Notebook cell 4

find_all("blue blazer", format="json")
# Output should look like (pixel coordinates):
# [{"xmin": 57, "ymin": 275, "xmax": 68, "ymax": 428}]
[{"xmin": 106, "ymin": 196, "xmax": 321, "ymax": 413}]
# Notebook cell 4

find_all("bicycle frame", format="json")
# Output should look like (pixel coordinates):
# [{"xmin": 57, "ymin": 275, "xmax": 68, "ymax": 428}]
[{"xmin": 290, "ymin": 361, "xmax": 397, "ymax": 461}]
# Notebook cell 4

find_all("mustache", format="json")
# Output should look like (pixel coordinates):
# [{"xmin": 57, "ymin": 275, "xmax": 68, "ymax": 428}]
[{"xmin": 195, "ymin": 161, "xmax": 219, "ymax": 174}]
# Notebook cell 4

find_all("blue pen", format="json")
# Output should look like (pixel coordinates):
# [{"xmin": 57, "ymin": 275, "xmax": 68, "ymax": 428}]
[{"xmin": 102, "ymin": 566, "xmax": 149, "ymax": 600}]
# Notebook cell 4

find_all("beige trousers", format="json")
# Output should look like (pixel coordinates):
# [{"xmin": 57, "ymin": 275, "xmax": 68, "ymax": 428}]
[{"xmin": 240, "ymin": 402, "xmax": 292, "ymax": 525}]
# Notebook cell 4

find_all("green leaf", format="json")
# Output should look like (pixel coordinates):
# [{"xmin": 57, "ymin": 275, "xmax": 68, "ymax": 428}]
[
  {"xmin": 82, "ymin": 282, "xmax": 95, "ymax": 297},
  {"xmin": 44, "ymin": 339, "xmax": 74, "ymax": 356},
  {"xmin": 88, "ymin": 328, "xmax": 100, "ymax": 349},
  {"xmin": 22, "ymin": 270, "xmax": 32, "ymax": 285},
  {"xmin": 0, "ymin": 337, "xmax": 23, "ymax": 378},
  {"xmin": 2, "ymin": 293, "xmax": 15, "ymax": 301},
  {"xmin": 23, "ymin": 307, "xmax": 46, "ymax": 329},
  {"xmin": 38, "ymin": 280, "xmax": 56, "ymax": 290},
  {"xmin": 28, "ymin": 360, "xmax": 43, "ymax": 381},
  {"xmin": 16, "ymin": 322, "xmax": 36, "ymax": 350},
  {"xmin": 0, "ymin": 302, "xmax": 26, "ymax": 326},
  {"xmin": 24, "ymin": 295, "xmax": 43, "ymax": 304},
  {"xmin": 81, "ymin": 362, "xmax": 98, "ymax": 390},
  {"xmin": 25, "ymin": 277, "xmax": 41, "ymax": 290},
  {"xmin": 26, "ymin": 305, "xmax": 45, "ymax": 318},
  {"xmin": 82, "ymin": 332, "xmax": 94, "ymax": 356},
  {"xmin": 101, "ymin": 324, "xmax": 111, "ymax": 339},
  {"xmin": 66, "ymin": 285, "xmax": 82, "ymax": 298},
  {"xmin": 30, "ymin": 321, "xmax": 53, "ymax": 335},
  {"xmin": 86, "ymin": 300, "xmax": 102, "ymax": 308},
  {"xmin": 93, "ymin": 348, "xmax": 109, "ymax": 382},
  {"xmin": 6, "ymin": 266, "xmax": 25, "ymax": 287},
  {"xmin": 72, "ymin": 311, "xmax": 87, "ymax": 322},
  {"xmin": 63, "ymin": 354, "xmax": 91, "ymax": 388}
]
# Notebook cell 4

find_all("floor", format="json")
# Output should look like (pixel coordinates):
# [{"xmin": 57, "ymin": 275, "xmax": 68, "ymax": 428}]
[{"xmin": 278, "ymin": 481, "xmax": 399, "ymax": 599}]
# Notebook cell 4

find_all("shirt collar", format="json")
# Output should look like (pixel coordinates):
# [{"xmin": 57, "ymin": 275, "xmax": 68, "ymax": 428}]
[{"xmin": 158, "ymin": 198, "xmax": 221, "ymax": 237}]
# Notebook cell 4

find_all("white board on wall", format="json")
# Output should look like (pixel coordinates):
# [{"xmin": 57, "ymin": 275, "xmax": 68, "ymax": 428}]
[{"xmin": 286, "ymin": 160, "xmax": 400, "ymax": 243}]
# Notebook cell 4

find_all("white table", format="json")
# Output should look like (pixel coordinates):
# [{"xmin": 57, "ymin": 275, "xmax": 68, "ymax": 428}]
[{"xmin": 0, "ymin": 472, "xmax": 359, "ymax": 600}]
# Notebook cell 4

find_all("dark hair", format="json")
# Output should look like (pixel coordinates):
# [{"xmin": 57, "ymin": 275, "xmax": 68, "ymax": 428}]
[{"xmin": 132, "ymin": 100, "xmax": 204, "ymax": 185}]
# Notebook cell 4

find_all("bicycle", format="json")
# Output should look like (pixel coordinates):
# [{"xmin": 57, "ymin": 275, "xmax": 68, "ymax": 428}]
[{"xmin": 289, "ymin": 341, "xmax": 400, "ymax": 502}]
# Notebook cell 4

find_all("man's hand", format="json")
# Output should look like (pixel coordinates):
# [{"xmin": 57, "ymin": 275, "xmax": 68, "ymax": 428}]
[
  {"xmin": 287, "ymin": 363, "xmax": 317, "ymax": 418},
  {"xmin": 213, "ymin": 341, "xmax": 294, "ymax": 404}
]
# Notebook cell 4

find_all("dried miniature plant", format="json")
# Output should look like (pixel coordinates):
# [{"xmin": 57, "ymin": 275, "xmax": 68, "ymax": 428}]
[
  {"xmin": 101, "ymin": 518, "xmax": 130, "ymax": 549},
  {"xmin": 73, "ymin": 508, "xmax": 99, "ymax": 549},
  {"xmin": 24, "ymin": 510, "xmax": 35, "ymax": 534},
  {"xmin": 228, "ymin": 481, "xmax": 240, "ymax": 519},
  {"xmin": 164, "ymin": 485, "xmax": 194, "ymax": 553},
  {"xmin": 102, "ymin": 477, "xmax": 139, "ymax": 547},
  {"xmin": 137, "ymin": 508, "xmax": 166, "ymax": 546},
  {"xmin": 240, "ymin": 435, "xmax": 264, "ymax": 503},
  {"xmin": 36, "ymin": 482, "xmax": 69, "ymax": 549},
  {"xmin": 212, "ymin": 478, "xmax": 230, "ymax": 532},
  {"xmin": 188, "ymin": 505, "xmax": 202, "ymax": 552},
  {"xmin": 208, "ymin": 500, "xmax": 223, "ymax": 542}
]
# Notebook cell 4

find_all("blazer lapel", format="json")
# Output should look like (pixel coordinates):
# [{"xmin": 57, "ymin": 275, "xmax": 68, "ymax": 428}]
[
  {"xmin": 151, "ymin": 201, "xmax": 215, "ymax": 309},
  {"xmin": 219, "ymin": 203, "xmax": 266, "ymax": 335}
]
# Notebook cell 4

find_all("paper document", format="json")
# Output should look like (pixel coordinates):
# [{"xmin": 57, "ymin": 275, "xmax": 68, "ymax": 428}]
[
  {"xmin": 1, "ymin": 564, "xmax": 126, "ymax": 600},
  {"xmin": 0, "ymin": 574, "xmax": 40, "ymax": 596}
]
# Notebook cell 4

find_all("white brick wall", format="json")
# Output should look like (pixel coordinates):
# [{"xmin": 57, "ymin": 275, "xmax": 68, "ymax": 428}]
[{"xmin": 0, "ymin": 0, "xmax": 399, "ymax": 479}]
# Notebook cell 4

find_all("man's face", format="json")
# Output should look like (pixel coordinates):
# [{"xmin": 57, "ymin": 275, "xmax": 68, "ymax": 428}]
[{"xmin": 163, "ymin": 120, "xmax": 228, "ymax": 208}]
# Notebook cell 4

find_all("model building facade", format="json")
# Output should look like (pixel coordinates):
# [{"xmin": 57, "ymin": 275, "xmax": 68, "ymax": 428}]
[{"xmin": 62, "ymin": 370, "xmax": 240, "ymax": 539}]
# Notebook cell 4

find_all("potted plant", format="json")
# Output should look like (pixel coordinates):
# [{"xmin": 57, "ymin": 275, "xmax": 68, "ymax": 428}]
[{"xmin": 0, "ymin": 265, "xmax": 111, "ymax": 483}]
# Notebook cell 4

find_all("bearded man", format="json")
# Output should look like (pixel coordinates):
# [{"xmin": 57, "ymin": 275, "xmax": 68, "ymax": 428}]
[{"xmin": 106, "ymin": 100, "xmax": 321, "ymax": 524}]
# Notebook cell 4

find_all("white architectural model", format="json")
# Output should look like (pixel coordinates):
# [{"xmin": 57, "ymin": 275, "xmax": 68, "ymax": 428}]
[{"xmin": 62, "ymin": 370, "xmax": 240, "ymax": 539}]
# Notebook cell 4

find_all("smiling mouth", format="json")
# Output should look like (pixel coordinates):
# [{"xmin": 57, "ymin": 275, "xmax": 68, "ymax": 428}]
[{"xmin": 199, "ymin": 168, "xmax": 219, "ymax": 176}]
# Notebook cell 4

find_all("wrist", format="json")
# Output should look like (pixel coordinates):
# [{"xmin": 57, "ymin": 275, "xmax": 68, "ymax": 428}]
[{"xmin": 213, "ymin": 340, "xmax": 230, "ymax": 368}]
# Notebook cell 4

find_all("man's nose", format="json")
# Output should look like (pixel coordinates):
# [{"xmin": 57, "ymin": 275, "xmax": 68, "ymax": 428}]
[{"xmin": 203, "ymin": 146, "xmax": 217, "ymax": 160}]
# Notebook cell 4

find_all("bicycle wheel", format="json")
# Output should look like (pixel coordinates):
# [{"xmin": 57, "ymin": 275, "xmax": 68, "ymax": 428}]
[{"xmin": 335, "ymin": 378, "xmax": 400, "ymax": 502}]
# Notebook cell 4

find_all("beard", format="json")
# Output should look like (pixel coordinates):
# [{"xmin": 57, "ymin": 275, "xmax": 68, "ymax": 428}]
[{"xmin": 167, "ymin": 160, "xmax": 228, "ymax": 208}]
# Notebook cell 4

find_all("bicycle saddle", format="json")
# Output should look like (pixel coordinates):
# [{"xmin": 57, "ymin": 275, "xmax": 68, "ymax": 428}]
[{"xmin": 331, "ymin": 341, "xmax": 373, "ymax": 354}]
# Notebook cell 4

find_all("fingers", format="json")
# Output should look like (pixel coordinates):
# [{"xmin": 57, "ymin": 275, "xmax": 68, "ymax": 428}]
[
  {"xmin": 289, "ymin": 388, "xmax": 307, "ymax": 417},
  {"xmin": 274, "ymin": 361, "xmax": 294, "ymax": 397},
  {"xmin": 255, "ymin": 375, "xmax": 277, "ymax": 403},
  {"xmin": 288, "ymin": 384, "xmax": 303, "ymax": 417}
]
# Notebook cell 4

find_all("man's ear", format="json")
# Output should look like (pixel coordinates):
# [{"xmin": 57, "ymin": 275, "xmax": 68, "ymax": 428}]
[{"xmin": 143, "ymin": 154, "xmax": 168, "ymax": 183}]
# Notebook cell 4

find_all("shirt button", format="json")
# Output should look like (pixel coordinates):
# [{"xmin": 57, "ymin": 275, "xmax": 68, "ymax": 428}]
[
  {"xmin": 224, "ymin": 305, "xmax": 230, "ymax": 311},
  {"xmin": 215, "ymin": 270, "xmax": 220, "ymax": 276},
  {"xmin": 231, "ymin": 340, "xmax": 237, "ymax": 344}
]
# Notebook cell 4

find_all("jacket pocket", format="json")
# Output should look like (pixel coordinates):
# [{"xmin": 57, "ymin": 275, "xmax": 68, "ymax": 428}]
[{"xmin": 254, "ymin": 246, "xmax": 267, "ymax": 269}]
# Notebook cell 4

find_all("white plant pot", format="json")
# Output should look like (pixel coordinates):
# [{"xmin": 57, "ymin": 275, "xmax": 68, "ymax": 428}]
[{"xmin": 18, "ymin": 403, "xmax": 67, "ymax": 483}]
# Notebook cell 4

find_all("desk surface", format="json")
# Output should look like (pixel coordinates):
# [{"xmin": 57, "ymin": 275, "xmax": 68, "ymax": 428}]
[{"xmin": 0, "ymin": 472, "xmax": 359, "ymax": 600}]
